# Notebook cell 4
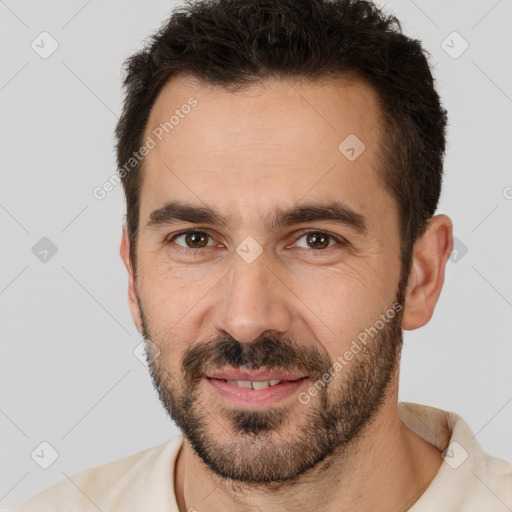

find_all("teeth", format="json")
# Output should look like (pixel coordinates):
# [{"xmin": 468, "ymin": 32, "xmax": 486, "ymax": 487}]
[
  {"xmin": 226, "ymin": 379, "xmax": 283, "ymax": 389},
  {"xmin": 235, "ymin": 380, "xmax": 252, "ymax": 389},
  {"xmin": 252, "ymin": 381, "xmax": 270, "ymax": 390}
]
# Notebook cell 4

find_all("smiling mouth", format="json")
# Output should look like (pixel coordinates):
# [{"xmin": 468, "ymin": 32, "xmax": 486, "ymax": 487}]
[
  {"xmin": 209, "ymin": 377, "xmax": 307, "ymax": 389},
  {"xmin": 205, "ymin": 372, "xmax": 309, "ymax": 408}
]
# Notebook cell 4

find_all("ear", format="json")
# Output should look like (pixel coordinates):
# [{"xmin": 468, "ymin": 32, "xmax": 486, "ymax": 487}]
[
  {"xmin": 120, "ymin": 225, "xmax": 143, "ymax": 333},
  {"xmin": 401, "ymin": 214, "xmax": 453, "ymax": 330}
]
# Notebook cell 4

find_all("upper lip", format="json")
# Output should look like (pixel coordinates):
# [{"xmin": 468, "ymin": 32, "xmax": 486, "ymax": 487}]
[{"xmin": 206, "ymin": 368, "xmax": 307, "ymax": 382}]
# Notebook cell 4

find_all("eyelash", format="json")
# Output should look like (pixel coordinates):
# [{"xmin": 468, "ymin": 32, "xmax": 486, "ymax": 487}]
[{"xmin": 165, "ymin": 229, "xmax": 349, "ymax": 257}]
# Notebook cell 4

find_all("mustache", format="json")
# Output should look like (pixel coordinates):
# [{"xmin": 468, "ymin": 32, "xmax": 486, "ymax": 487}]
[{"xmin": 181, "ymin": 335, "xmax": 333, "ymax": 384}]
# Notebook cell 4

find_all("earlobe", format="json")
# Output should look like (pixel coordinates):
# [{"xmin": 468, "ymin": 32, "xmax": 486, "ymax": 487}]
[
  {"xmin": 120, "ymin": 226, "xmax": 143, "ymax": 333},
  {"xmin": 401, "ymin": 214, "xmax": 453, "ymax": 331}
]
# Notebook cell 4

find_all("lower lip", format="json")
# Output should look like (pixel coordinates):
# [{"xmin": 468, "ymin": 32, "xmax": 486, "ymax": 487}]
[{"xmin": 205, "ymin": 377, "xmax": 308, "ymax": 409}]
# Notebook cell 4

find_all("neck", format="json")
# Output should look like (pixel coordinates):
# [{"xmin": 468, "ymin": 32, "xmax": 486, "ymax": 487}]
[{"xmin": 174, "ymin": 388, "xmax": 442, "ymax": 512}]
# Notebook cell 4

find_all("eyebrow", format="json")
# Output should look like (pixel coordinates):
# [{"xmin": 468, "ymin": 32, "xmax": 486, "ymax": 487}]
[{"xmin": 146, "ymin": 200, "xmax": 368, "ymax": 234}]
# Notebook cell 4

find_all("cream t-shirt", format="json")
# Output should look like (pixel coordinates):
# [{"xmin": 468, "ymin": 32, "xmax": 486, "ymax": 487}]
[{"xmin": 12, "ymin": 402, "xmax": 512, "ymax": 511}]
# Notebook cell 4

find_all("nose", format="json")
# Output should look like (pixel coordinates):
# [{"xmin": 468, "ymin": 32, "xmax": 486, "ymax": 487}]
[{"xmin": 211, "ymin": 251, "xmax": 293, "ymax": 344}]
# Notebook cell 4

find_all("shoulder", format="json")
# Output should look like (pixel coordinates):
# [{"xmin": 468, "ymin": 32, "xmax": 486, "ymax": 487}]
[
  {"xmin": 12, "ymin": 435, "xmax": 183, "ymax": 512},
  {"xmin": 475, "ymin": 450, "xmax": 512, "ymax": 507},
  {"xmin": 400, "ymin": 402, "xmax": 512, "ymax": 510}
]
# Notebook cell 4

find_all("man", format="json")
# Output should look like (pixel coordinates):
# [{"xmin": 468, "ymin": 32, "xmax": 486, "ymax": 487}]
[{"xmin": 14, "ymin": 0, "xmax": 512, "ymax": 510}]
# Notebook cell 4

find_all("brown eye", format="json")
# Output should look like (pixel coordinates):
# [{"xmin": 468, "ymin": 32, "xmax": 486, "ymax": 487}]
[
  {"xmin": 294, "ymin": 231, "xmax": 341, "ymax": 250},
  {"xmin": 184, "ymin": 231, "xmax": 209, "ymax": 248},
  {"xmin": 305, "ymin": 232, "xmax": 330, "ymax": 249},
  {"xmin": 170, "ymin": 230, "xmax": 214, "ymax": 249}
]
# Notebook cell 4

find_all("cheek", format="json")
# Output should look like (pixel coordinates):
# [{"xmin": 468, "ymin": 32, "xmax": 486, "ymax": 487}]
[
  {"xmin": 138, "ymin": 256, "xmax": 221, "ymax": 310},
  {"xmin": 136, "ymin": 269, "xmax": 199, "ymax": 351},
  {"xmin": 292, "ymin": 257, "xmax": 390, "ymax": 310},
  {"xmin": 291, "ymin": 263, "xmax": 399, "ymax": 357}
]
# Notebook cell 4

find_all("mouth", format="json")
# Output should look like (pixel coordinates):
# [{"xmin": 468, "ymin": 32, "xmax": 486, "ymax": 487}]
[
  {"xmin": 216, "ymin": 379, "xmax": 289, "ymax": 389},
  {"xmin": 204, "ymin": 369, "xmax": 309, "ymax": 408}
]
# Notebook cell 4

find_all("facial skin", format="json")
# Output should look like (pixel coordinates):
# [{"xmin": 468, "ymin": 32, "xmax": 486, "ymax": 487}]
[{"xmin": 120, "ymin": 74, "xmax": 453, "ymax": 511}]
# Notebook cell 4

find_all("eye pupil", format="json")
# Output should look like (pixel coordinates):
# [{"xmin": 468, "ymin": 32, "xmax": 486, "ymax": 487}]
[
  {"xmin": 306, "ymin": 232, "xmax": 329, "ymax": 249},
  {"xmin": 186, "ymin": 231, "xmax": 208, "ymax": 248}
]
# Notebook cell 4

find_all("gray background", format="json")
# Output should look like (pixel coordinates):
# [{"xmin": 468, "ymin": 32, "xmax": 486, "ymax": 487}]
[{"xmin": 1, "ymin": 0, "xmax": 511, "ymax": 509}]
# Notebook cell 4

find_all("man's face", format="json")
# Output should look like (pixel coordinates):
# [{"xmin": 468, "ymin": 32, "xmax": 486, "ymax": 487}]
[{"xmin": 131, "ymin": 75, "xmax": 405, "ymax": 483}]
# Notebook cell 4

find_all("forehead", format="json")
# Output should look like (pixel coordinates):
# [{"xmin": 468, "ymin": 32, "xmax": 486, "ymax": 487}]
[
  {"xmin": 145, "ymin": 73, "xmax": 381, "ymax": 154},
  {"xmin": 139, "ymin": 73, "xmax": 394, "ymax": 234}
]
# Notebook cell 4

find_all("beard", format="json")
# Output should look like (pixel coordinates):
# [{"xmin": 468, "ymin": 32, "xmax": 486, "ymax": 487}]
[{"xmin": 140, "ymin": 287, "xmax": 405, "ymax": 485}]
